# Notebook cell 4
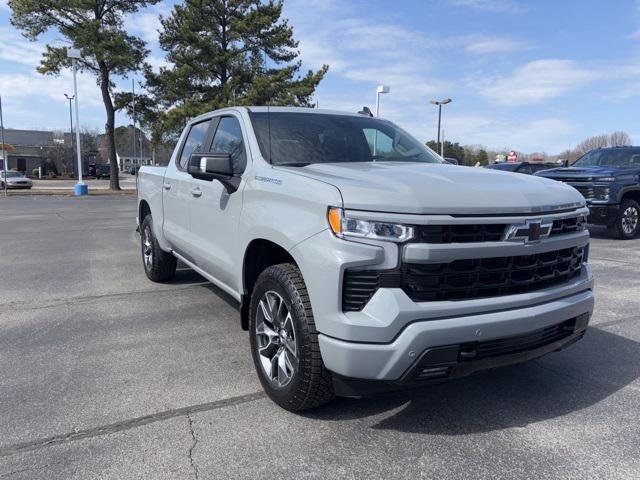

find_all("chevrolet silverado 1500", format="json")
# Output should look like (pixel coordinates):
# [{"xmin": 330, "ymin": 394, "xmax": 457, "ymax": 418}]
[{"xmin": 137, "ymin": 107, "xmax": 594, "ymax": 411}]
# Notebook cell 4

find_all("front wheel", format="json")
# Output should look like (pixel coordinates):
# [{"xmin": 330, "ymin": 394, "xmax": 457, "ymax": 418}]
[
  {"xmin": 608, "ymin": 199, "xmax": 640, "ymax": 239},
  {"xmin": 249, "ymin": 263, "xmax": 334, "ymax": 411}
]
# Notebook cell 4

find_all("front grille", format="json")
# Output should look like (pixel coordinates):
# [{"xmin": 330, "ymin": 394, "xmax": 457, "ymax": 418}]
[
  {"xmin": 551, "ymin": 215, "xmax": 586, "ymax": 235},
  {"xmin": 342, "ymin": 246, "xmax": 584, "ymax": 311},
  {"xmin": 553, "ymin": 177, "xmax": 593, "ymax": 183},
  {"xmin": 411, "ymin": 214, "xmax": 584, "ymax": 244},
  {"xmin": 413, "ymin": 224, "xmax": 506, "ymax": 243},
  {"xmin": 458, "ymin": 317, "xmax": 577, "ymax": 361},
  {"xmin": 568, "ymin": 183, "xmax": 594, "ymax": 199}
]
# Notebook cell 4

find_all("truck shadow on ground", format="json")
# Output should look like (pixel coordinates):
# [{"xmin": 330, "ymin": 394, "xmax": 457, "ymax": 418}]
[{"xmin": 304, "ymin": 327, "xmax": 639, "ymax": 435}]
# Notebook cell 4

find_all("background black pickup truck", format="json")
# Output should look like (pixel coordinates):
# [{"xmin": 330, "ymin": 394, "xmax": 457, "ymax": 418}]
[{"xmin": 536, "ymin": 146, "xmax": 640, "ymax": 239}]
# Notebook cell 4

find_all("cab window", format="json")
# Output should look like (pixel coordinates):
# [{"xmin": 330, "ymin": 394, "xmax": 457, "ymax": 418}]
[
  {"xmin": 211, "ymin": 117, "xmax": 247, "ymax": 173},
  {"xmin": 177, "ymin": 119, "xmax": 212, "ymax": 170}
]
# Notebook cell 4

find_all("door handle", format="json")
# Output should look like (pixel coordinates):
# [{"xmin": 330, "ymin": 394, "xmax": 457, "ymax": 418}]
[
  {"xmin": 162, "ymin": 183, "xmax": 171, "ymax": 191},
  {"xmin": 190, "ymin": 187, "xmax": 202, "ymax": 198}
]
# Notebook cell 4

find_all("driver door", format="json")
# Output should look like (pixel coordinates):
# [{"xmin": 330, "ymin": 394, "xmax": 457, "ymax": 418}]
[{"xmin": 188, "ymin": 114, "xmax": 249, "ymax": 293}]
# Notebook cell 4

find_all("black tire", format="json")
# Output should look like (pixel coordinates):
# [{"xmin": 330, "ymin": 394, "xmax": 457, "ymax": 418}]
[
  {"xmin": 140, "ymin": 214, "xmax": 177, "ymax": 282},
  {"xmin": 608, "ymin": 199, "xmax": 640, "ymax": 240},
  {"xmin": 249, "ymin": 263, "xmax": 334, "ymax": 411}
]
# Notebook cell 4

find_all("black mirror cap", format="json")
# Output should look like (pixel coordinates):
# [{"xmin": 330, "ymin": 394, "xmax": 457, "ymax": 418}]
[{"xmin": 187, "ymin": 152, "xmax": 240, "ymax": 193}]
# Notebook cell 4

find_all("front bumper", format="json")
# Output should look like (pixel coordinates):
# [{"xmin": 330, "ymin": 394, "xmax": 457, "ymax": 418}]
[
  {"xmin": 587, "ymin": 203, "xmax": 619, "ymax": 226},
  {"xmin": 332, "ymin": 313, "xmax": 589, "ymax": 396},
  {"xmin": 319, "ymin": 288, "xmax": 593, "ymax": 381},
  {"xmin": 5, "ymin": 183, "xmax": 32, "ymax": 189}
]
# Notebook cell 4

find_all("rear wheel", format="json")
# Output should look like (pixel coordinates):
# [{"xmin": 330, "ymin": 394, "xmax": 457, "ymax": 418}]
[
  {"xmin": 140, "ymin": 215, "xmax": 177, "ymax": 282},
  {"xmin": 608, "ymin": 199, "xmax": 640, "ymax": 240},
  {"xmin": 249, "ymin": 263, "xmax": 334, "ymax": 411}
]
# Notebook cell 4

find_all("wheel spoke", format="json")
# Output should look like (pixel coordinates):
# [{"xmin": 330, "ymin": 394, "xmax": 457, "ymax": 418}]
[
  {"xmin": 277, "ymin": 349, "xmax": 292, "ymax": 386},
  {"xmin": 258, "ymin": 335, "xmax": 279, "ymax": 360},
  {"xmin": 258, "ymin": 299, "xmax": 272, "ymax": 323},
  {"xmin": 254, "ymin": 290, "xmax": 298, "ymax": 388}
]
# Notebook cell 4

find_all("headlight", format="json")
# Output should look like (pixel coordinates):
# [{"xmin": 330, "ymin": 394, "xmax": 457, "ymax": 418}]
[
  {"xmin": 327, "ymin": 207, "xmax": 414, "ymax": 242},
  {"xmin": 593, "ymin": 185, "xmax": 610, "ymax": 201},
  {"xmin": 595, "ymin": 177, "xmax": 616, "ymax": 182}
]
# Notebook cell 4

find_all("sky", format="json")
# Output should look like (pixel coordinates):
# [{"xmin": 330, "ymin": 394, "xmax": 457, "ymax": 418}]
[{"xmin": 1, "ymin": 0, "xmax": 640, "ymax": 154}]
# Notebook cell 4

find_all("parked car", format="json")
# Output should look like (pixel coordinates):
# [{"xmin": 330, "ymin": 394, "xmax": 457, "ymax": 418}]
[
  {"xmin": 95, "ymin": 164, "xmax": 111, "ymax": 179},
  {"xmin": 0, "ymin": 170, "xmax": 33, "ymax": 189},
  {"xmin": 137, "ymin": 107, "xmax": 593, "ymax": 411},
  {"xmin": 129, "ymin": 165, "xmax": 141, "ymax": 175},
  {"xmin": 486, "ymin": 161, "xmax": 557, "ymax": 175},
  {"xmin": 536, "ymin": 146, "xmax": 640, "ymax": 239}
]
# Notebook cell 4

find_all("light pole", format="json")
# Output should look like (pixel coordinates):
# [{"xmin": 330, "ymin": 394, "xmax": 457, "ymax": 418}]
[
  {"xmin": 67, "ymin": 48, "xmax": 88, "ymax": 196},
  {"xmin": 132, "ymin": 78, "xmax": 136, "ymax": 170},
  {"xmin": 375, "ymin": 85, "xmax": 390, "ymax": 117},
  {"xmin": 430, "ymin": 98, "xmax": 452, "ymax": 157},
  {"xmin": 0, "ymin": 95, "xmax": 7, "ymax": 197},
  {"xmin": 64, "ymin": 94, "xmax": 75, "ymax": 175}
]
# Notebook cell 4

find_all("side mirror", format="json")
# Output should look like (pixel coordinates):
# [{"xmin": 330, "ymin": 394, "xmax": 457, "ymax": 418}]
[{"xmin": 187, "ymin": 152, "xmax": 240, "ymax": 193}]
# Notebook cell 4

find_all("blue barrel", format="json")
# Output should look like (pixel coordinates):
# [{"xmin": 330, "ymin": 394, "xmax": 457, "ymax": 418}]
[{"xmin": 74, "ymin": 183, "xmax": 89, "ymax": 196}]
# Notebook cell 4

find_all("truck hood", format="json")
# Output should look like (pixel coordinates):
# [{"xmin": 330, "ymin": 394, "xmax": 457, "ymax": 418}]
[
  {"xmin": 294, "ymin": 162, "xmax": 585, "ymax": 215},
  {"xmin": 537, "ymin": 166, "xmax": 636, "ymax": 179}
]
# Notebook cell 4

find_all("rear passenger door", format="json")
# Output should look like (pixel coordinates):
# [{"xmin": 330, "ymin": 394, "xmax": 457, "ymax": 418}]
[
  {"xmin": 162, "ymin": 118, "xmax": 214, "ymax": 255},
  {"xmin": 189, "ymin": 114, "xmax": 249, "ymax": 293}
]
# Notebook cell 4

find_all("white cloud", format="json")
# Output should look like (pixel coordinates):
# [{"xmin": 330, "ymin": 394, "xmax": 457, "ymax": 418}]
[
  {"xmin": 447, "ymin": 0, "xmax": 525, "ymax": 14},
  {"xmin": 475, "ymin": 59, "xmax": 600, "ymax": 106},
  {"xmin": 463, "ymin": 35, "xmax": 527, "ymax": 54},
  {"xmin": 0, "ymin": 27, "xmax": 45, "ymax": 67},
  {"xmin": 124, "ymin": 3, "xmax": 172, "ymax": 47},
  {"xmin": 441, "ymin": 114, "xmax": 577, "ymax": 152},
  {"xmin": 0, "ymin": 0, "xmax": 8, "ymax": 11},
  {"xmin": 0, "ymin": 71, "xmax": 103, "ymax": 109}
]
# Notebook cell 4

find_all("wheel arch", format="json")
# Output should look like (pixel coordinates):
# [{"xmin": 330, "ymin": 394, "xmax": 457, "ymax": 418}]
[
  {"xmin": 240, "ymin": 238, "xmax": 298, "ymax": 330},
  {"xmin": 139, "ymin": 199, "xmax": 152, "ymax": 225},
  {"xmin": 621, "ymin": 188, "xmax": 640, "ymax": 204}
]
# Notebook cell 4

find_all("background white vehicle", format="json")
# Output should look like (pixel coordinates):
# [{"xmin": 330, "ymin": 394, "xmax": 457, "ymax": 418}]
[
  {"xmin": 1, "ymin": 170, "xmax": 33, "ymax": 189},
  {"xmin": 137, "ymin": 107, "xmax": 594, "ymax": 411}
]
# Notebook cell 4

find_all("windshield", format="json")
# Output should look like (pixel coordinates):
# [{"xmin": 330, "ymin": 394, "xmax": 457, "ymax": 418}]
[
  {"xmin": 249, "ymin": 112, "xmax": 442, "ymax": 166},
  {"xmin": 573, "ymin": 148, "xmax": 640, "ymax": 169},
  {"xmin": 487, "ymin": 163, "xmax": 519, "ymax": 171},
  {"xmin": 1, "ymin": 171, "xmax": 22, "ymax": 178}
]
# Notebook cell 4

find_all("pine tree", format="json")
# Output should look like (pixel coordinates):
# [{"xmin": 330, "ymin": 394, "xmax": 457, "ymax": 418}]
[
  {"xmin": 9, "ymin": 0, "xmax": 158, "ymax": 190},
  {"xmin": 144, "ymin": 0, "xmax": 328, "ymax": 141}
]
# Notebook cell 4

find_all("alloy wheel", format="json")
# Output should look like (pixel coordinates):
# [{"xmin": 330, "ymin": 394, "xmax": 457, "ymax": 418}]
[
  {"xmin": 142, "ymin": 225, "xmax": 153, "ymax": 270},
  {"xmin": 622, "ymin": 206, "xmax": 639, "ymax": 235},
  {"xmin": 255, "ymin": 290, "xmax": 297, "ymax": 388}
]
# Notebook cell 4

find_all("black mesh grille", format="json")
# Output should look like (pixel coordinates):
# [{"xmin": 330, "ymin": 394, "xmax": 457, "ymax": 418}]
[
  {"xmin": 413, "ymin": 224, "xmax": 506, "ymax": 243},
  {"xmin": 412, "ymin": 215, "xmax": 584, "ymax": 244},
  {"xmin": 551, "ymin": 215, "xmax": 586, "ymax": 235},
  {"xmin": 458, "ymin": 317, "xmax": 577, "ymax": 361},
  {"xmin": 342, "ymin": 246, "xmax": 584, "ymax": 311},
  {"xmin": 568, "ymin": 184, "xmax": 594, "ymax": 199}
]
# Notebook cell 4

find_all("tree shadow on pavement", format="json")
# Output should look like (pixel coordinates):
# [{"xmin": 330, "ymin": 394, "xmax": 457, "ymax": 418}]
[{"xmin": 304, "ymin": 327, "xmax": 639, "ymax": 435}]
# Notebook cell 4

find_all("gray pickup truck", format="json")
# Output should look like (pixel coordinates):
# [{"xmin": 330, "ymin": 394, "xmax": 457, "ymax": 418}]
[{"xmin": 137, "ymin": 107, "xmax": 594, "ymax": 411}]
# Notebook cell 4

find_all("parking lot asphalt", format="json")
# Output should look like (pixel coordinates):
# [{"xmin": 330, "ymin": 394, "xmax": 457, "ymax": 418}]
[{"xmin": 0, "ymin": 195, "xmax": 639, "ymax": 479}]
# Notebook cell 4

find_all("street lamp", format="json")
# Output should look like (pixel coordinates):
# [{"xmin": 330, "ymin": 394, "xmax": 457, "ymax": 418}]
[
  {"xmin": 67, "ymin": 47, "xmax": 88, "ymax": 196},
  {"xmin": 430, "ymin": 98, "xmax": 452, "ymax": 157},
  {"xmin": 64, "ymin": 94, "xmax": 75, "ymax": 175},
  {"xmin": 375, "ymin": 85, "xmax": 390, "ymax": 117}
]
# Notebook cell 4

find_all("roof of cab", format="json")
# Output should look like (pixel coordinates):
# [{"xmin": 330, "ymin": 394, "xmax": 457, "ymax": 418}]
[{"xmin": 189, "ymin": 106, "xmax": 366, "ymax": 124}]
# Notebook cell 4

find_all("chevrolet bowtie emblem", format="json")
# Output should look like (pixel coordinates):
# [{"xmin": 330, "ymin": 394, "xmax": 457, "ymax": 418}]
[{"xmin": 504, "ymin": 219, "xmax": 552, "ymax": 244}]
